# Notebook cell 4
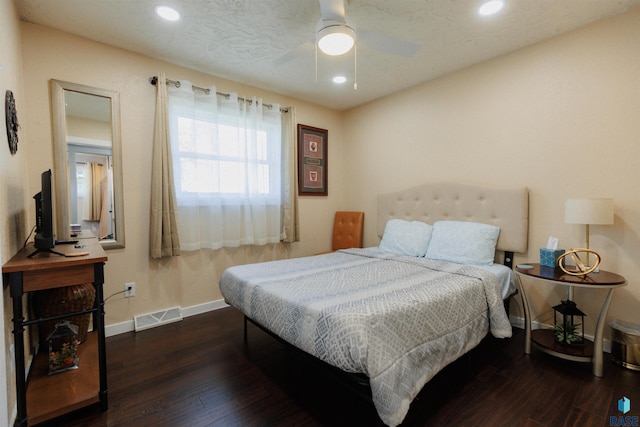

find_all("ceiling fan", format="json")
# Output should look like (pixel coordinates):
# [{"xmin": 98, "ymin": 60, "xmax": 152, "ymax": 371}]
[{"xmin": 273, "ymin": 0, "xmax": 421, "ymax": 67}]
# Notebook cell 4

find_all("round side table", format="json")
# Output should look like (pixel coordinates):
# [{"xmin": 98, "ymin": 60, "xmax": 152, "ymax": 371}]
[{"xmin": 515, "ymin": 263, "xmax": 626, "ymax": 377}]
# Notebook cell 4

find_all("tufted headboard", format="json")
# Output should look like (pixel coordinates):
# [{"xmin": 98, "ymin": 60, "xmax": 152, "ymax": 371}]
[{"xmin": 377, "ymin": 182, "xmax": 529, "ymax": 254}]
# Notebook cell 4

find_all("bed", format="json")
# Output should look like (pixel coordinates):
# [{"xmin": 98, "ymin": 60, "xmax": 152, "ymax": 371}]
[{"xmin": 220, "ymin": 182, "xmax": 529, "ymax": 426}]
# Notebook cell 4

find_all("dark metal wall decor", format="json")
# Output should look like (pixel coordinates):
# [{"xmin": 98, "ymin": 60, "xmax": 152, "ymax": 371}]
[{"xmin": 5, "ymin": 90, "xmax": 19, "ymax": 154}]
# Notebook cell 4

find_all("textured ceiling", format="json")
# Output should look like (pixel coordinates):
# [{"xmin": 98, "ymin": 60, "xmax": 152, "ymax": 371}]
[{"xmin": 16, "ymin": 0, "xmax": 640, "ymax": 110}]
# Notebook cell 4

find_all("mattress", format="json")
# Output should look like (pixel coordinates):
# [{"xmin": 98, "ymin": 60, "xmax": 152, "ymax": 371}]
[{"xmin": 220, "ymin": 248, "xmax": 512, "ymax": 426}]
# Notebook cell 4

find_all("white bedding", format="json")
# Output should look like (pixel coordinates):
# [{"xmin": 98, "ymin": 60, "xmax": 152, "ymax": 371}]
[
  {"xmin": 369, "ymin": 246, "xmax": 518, "ymax": 299},
  {"xmin": 219, "ymin": 248, "xmax": 512, "ymax": 426},
  {"xmin": 467, "ymin": 261, "xmax": 516, "ymax": 299}
]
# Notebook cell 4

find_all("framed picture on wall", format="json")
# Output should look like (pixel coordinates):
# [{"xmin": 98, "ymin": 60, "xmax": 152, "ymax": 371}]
[{"xmin": 297, "ymin": 124, "xmax": 328, "ymax": 196}]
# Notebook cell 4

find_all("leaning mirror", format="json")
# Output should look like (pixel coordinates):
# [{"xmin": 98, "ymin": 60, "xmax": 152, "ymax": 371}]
[{"xmin": 50, "ymin": 80, "xmax": 125, "ymax": 249}]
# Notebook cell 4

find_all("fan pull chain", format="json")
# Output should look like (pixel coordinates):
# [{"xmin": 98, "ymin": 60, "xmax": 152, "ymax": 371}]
[
  {"xmin": 315, "ymin": 42, "xmax": 318, "ymax": 83},
  {"xmin": 354, "ymin": 44, "xmax": 358, "ymax": 90}
]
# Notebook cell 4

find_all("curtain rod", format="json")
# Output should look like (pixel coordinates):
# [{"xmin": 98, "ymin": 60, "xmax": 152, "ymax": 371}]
[{"xmin": 149, "ymin": 76, "xmax": 287, "ymax": 112}]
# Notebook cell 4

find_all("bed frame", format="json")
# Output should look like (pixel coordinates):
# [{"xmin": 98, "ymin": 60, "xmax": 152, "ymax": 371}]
[
  {"xmin": 243, "ymin": 182, "xmax": 529, "ymax": 423},
  {"xmin": 377, "ymin": 182, "xmax": 529, "ymax": 268}
]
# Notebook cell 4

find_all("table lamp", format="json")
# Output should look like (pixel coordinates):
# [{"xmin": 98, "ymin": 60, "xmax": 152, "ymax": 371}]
[{"xmin": 564, "ymin": 198, "xmax": 614, "ymax": 266}]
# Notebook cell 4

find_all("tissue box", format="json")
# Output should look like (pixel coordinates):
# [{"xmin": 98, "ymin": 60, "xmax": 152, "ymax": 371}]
[{"xmin": 540, "ymin": 249, "xmax": 565, "ymax": 268}]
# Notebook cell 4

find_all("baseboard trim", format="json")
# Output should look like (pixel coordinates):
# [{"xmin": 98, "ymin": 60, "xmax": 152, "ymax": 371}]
[
  {"xmin": 106, "ymin": 304, "xmax": 611, "ymax": 354},
  {"xmin": 509, "ymin": 315, "xmax": 611, "ymax": 353},
  {"xmin": 105, "ymin": 299, "xmax": 229, "ymax": 337},
  {"xmin": 182, "ymin": 299, "xmax": 229, "ymax": 318}
]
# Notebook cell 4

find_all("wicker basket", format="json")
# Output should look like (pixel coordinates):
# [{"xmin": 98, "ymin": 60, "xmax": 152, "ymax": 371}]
[{"xmin": 31, "ymin": 283, "xmax": 96, "ymax": 344}]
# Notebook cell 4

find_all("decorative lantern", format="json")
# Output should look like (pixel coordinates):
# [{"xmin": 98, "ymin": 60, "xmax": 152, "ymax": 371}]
[
  {"xmin": 553, "ymin": 300, "xmax": 585, "ymax": 346},
  {"xmin": 47, "ymin": 320, "xmax": 80, "ymax": 375}
]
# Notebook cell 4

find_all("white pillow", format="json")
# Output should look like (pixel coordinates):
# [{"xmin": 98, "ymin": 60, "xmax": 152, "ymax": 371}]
[
  {"xmin": 379, "ymin": 219, "xmax": 433, "ymax": 257},
  {"xmin": 425, "ymin": 220, "xmax": 500, "ymax": 265}
]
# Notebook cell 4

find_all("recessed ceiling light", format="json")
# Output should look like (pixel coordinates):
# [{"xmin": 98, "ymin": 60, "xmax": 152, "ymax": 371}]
[
  {"xmin": 156, "ymin": 6, "xmax": 180, "ymax": 21},
  {"xmin": 332, "ymin": 76, "xmax": 347, "ymax": 84},
  {"xmin": 478, "ymin": 0, "xmax": 504, "ymax": 16}
]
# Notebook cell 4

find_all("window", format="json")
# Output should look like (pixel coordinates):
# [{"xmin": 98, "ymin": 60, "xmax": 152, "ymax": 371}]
[
  {"xmin": 173, "ymin": 114, "xmax": 280, "ymax": 201},
  {"xmin": 167, "ymin": 84, "xmax": 283, "ymax": 250}
]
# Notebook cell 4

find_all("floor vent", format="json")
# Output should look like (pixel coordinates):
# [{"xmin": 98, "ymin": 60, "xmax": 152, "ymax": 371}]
[{"xmin": 134, "ymin": 306, "xmax": 183, "ymax": 332}]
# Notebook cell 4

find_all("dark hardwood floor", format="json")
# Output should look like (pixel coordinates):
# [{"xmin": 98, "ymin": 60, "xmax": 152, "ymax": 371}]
[{"xmin": 37, "ymin": 307, "xmax": 639, "ymax": 427}]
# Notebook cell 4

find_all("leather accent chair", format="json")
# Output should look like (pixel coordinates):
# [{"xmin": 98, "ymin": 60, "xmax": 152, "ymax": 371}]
[{"xmin": 329, "ymin": 211, "xmax": 364, "ymax": 252}]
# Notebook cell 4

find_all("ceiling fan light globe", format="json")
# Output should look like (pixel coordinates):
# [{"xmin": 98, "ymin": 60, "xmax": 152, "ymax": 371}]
[
  {"xmin": 478, "ymin": 0, "xmax": 504, "ymax": 16},
  {"xmin": 155, "ymin": 5, "xmax": 180, "ymax": 21},
  {"xmin": 318, "ymin": 26, "xmax": 355, "ymax": 56}
]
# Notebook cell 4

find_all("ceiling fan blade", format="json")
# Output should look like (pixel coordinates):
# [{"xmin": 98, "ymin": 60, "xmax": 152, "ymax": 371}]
[
  {"xmin": 358, "ymin": 29, "xmax": 420, "ymax": 57},
  {"xmin": 271, "ymin": 40, "xmax": 314, "ymax": 68},
  {"xmin": 273, "ymin": 0, "xmax": 343, "ymax": 68},
  {"xmin": 319, "ymin": 0, "xmax": 346, "ymax": 22}
]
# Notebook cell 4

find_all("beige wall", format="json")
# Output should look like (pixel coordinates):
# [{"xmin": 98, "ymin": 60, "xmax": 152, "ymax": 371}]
[
  {"xmin": 0, "ymin": 0, "xmax": 30, "ymax": 422},
  {"xmin": 3, "ymin": 5, "xmax": 639, "ymax": 425},
  {"xmin": 66, "ymin": 116, "xmax": 112, "ymax": 142},
  {"xmin": 20, "ymin": 24, "xmax": 347, "ymax": 329},
  {"xmin": 343, "ymin": 9, "xmax": 640, "ymax": 334}
]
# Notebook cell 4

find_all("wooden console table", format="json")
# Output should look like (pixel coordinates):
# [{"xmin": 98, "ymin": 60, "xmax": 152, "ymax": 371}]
[{"xmin": 2, "ymin": 238, "xmax": 108, "ymax": 426}]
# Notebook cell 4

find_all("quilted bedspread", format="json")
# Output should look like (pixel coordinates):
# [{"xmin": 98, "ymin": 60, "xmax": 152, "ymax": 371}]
[{"xmin": 219, "ymin": 248, "xmax": 512, "ymax": 426}]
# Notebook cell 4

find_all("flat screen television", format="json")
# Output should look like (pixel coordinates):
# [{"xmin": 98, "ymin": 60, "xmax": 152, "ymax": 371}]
[{"xmin": 29, "ymin": 169, "xmax": 63, "ymax": 257}]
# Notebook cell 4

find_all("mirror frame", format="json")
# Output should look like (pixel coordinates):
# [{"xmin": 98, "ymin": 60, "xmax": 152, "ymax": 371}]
[{"xmin": 50, "ymin": 79, "xmax": 125, "ymax": 249}]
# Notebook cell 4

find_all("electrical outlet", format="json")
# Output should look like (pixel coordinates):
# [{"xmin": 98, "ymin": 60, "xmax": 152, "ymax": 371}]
[{"xmin": 124, "ymin": 282, "xmax": 136, "ymax": 297}]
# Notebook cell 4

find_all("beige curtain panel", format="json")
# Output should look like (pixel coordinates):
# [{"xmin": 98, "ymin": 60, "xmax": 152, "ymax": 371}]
[
  {"xmin": 150, "ymin": 72, "xmax": 181, "ymax": 258},
  {"xmin": 281, "ymin": 106, "xmax": 299, "ymax": 243},
  {"xmin": 98, "ymin": 176, "xmax": 109, "ymax": 239},
  {"xmin": 89, "ymin": 162, "xmax": 103, "ymax": 221}
]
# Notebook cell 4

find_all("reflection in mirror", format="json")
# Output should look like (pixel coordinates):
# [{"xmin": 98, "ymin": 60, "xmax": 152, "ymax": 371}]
[{"xmin": 50, "ymin": 80, "xmax": 125, "ymax": 249}]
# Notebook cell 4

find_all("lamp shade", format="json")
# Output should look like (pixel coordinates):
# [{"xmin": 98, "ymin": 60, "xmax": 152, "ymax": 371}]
[
  {"xmin": 317, "ymin": 25, "xmax": 355, "ymax": 56},
  {"xmin": 564, "ymin": 198, "xmax": 614, "ymax": 225}
]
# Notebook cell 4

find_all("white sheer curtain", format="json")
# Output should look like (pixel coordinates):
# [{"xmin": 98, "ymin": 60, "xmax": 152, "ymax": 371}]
[
  {"xmin": 168, "ymin": 81, "xmax": 284, "ymax": 250},
  {"xmin": 76, "ymin": 162, "xmax": 90, "ymax": 221}
]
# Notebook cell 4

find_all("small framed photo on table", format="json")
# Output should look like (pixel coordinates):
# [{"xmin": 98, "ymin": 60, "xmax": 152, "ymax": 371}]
[{"xmin": 297, "ymin": 124, "xmax": 328, "ymax": 196}]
